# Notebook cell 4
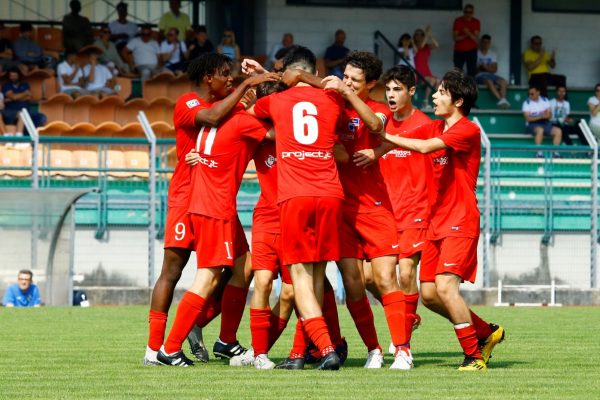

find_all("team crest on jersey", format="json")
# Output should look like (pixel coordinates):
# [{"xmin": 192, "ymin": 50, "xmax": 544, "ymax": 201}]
[
  {"xmin": 186, "ymin": 99, "xmax": 200, "ymax": 108},
  {"xmin": 347, "ymin": 117, "xmax": 360, "ymax": 133},
  {"xmin": 265, "ymin": 154, "xmax": 276, "ymax": 168}
]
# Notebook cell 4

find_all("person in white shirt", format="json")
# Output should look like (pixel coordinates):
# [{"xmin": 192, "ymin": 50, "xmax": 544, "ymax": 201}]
[
  {"xmin": 476, "ymin": 34, "xmax": 510, "ymax": 108},
  {"xmin": 588, "ymin": 83, "xmax": 600, "ymax": 138},
  {"xmin": 265, "ymin": 32, "xmax": 293, "ymax": 71},
  {"xmin": 397, "ymin": 33, "xmax": 415, "ymax": 69},
  {"xmin": 81, "ymin": 51, "xmax": 117, "ymax": 97},
  {"xmin": 109, "ymin": 2, "xmax": 139, "ymax": 50},
  {"xmin": 522, "ymin": 85, "xmax": 562, "ymax": 156},
  {"xmin": 125, "ymin": 25, "xmax": 160, "ymax": 81},
  {"xmin": 57, "ymin": 48, "xmax": 85, "ymax": 97},
  {"xmin": 550, "ymin": 85, "xmax": 587, "ymax": 145},
  {"xmin": 159, "ymin": 27, "xmax": 189, "ymax": 74}
]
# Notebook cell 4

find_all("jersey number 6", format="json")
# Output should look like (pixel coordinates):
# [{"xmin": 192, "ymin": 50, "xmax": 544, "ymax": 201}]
[{"xmin": 292, "ymin": 102, "xmax": 318, "ymax": 145}]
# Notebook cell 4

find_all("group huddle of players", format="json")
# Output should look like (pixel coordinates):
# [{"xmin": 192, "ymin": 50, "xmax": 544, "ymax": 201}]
[{"xmin": 142, "ymin": 46, "xmax": 505, "ymax": 371}]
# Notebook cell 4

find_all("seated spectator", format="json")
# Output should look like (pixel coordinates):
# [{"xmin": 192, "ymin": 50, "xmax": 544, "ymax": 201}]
[
  {"xmin": 81, "ymin": 48, "xmax": 118, "ymax": 98},
  {"xmin": 217, "ymin": 29, "xmax": 240, "ymax": 75},
  {"xmin": 549, "ymin": 85, "xmax": 585, "ymax": 145},
  {"xmin": 0, "ymin": 68, "xmax": 47, "ymax": 137},
  {"xmin": 396, "ymin": 33, "xmax": 415, "ymax": 68},
  {"xmin": 188, "ymin": 25, "xmax": 214, "ymax": 60},
  {"xmin": 0, "ymin": 23, "xmax": 17, "ymax": 73},
  {"xmin": 476, "ymin": 34, "xmax": 510, "ymax": 108},
  {"xmin": 588, "ymin": 83, "xmax": 600, "ymax": 138},
  {"xmin": 109, "ymin": 2, "xmax": 139, "ymax": 50},
  {"xmin": 62, "ymin": 0, "xmax": 94, "ymax": 52},
  {"xmin": 56, "ymin": 48, "xmax": 85, "ymax": 96},
  {"xmin": 13, "ymin": 22, "xmax": 49, "ymax": 73},
  {"xmin": 125, "ymin": 25, "xmax": 160, "ymax": 81},
  {"xmin": 265, "ymin": 32, "xmax": 294, "ymax": 71},
  {"xmin": 159, "ymin": 27, "xmax": 189, "ymax": 74},
  {"xmin": 523, "ymin": 35, "xmax": 566, "ymax": 98},
  {"xmin": 324, "ymin": 29, "xmax": 349, "ymax": 79},
  {"xmin": 413, "ymin": 26, "xmax": 440, "ymax": 110},
  {"xmin": 2, "ymin": 270, "xmax": 42, "ymax": 307},
  {"xmin": 94, "ymin": 26, "xmax": 131, "ymax": 76},
  {"xmin": 522, "ymin": 85, "xmax": 562, "ymax": 157},
  {"xmin": 159, "ymin": 0, "xmax": 191, "ymax": 41}
]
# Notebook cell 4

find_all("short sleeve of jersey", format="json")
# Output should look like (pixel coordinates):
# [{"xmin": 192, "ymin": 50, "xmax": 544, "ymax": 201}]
[
  {"xmin": 254, "ymin": 95, "xmax": 272, "ymax": 120},
  {"xmin": 238, "ymin": 112, "xmax": 270, "ymax": 141},
  {"xmin": 440, "ymin": 118, "xmax": 480, "ymax": 153},
  {"xmin": 174, "ymin": 93, "xmax": 206, "ymax": 129}
]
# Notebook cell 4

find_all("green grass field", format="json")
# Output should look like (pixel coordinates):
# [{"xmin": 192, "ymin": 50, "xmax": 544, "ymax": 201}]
[{"xmin": 1, "ymin": 305, "xmax": 599, "ymax": 399}]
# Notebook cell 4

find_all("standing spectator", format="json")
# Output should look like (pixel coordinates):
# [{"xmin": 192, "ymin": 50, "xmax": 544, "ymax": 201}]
[
  {"xmin": 159, "ymin": 27, "xmax": 189, "ymax": 74},
  {"xmin": 13, "ymin": 22, "xmax": 47, "ymax": 73},
  {"xmin": 1, "ymin": 68, "xmax": 46, "ymax": 137},
  {"xmin": 187, "ymin": 25, "xmax": 214, "ymax": 60},
  {"xmin": 62, "ymin": 0, "xmax": 94, "ymax": 52},
  {"xmin": 522, "ymin": 85, "xmax": 562, "ymax": 157},
  {"xmin": 587, "ymin": 83, "xmax": 600, "ymax": 138},
  {"xmin": 413, "ymin": 26, "xmax": 440, "ymax": 110},
  {"xmin": 550, "ymin": 86, "xmax": 586, "ymax": 145},
  {"xmin": 324, "ymin": 29, "xmax": 350, "ymax": 79},
  {"xmin": 94, "ymin": 26, "xmax": 130, "ymax": 76},
  {"xmin": 125, "ymin": 25, "xmax": 160, "ymax": 81},
  {"xmin": 396, "ymin": 33, "xmax": 415, "ymax": 68},
  {"xmin": 56, "ymin": 48, "xmax": 85, "ymax": 96},
  {"xmin": 265, "ymin": 32, "xmax": 294, "ymax": 71},
  {"xmin": 2, "ymin": 270, "xmax": 42, "ymax": 307},
  {"xmin": 159, "ymin": 0, "xmax": 191, "ymax": 42},
  {"xmin": 476, "ymin": 34, "xmax": 510, "ymax": 108},
  {"xmin": 452, "ymin": 3, "xmax": 480, "ymax": 77},
  {"xmin": 81, "ymin": 49, "xmax": 117, "ymax": 98},
  {"xmin": 109, "ymin": 2, "xmax": 139, "ymax": 50},
  {"xmin": 523, "ymin": 35, "xmax": 566, "ymax": 98},
  {"xmin": 217, "ymin": 29, "xmax": 240, "ymax": 75}
]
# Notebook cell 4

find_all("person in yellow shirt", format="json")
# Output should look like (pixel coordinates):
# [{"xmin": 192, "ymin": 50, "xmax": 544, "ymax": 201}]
[
  {"xmin": 522, "ymin": 35, "xmax": 566, "ymax": 97},
  {"xmin": 159, "ymin": 0, "xmax": 191, "ymax": 41}
]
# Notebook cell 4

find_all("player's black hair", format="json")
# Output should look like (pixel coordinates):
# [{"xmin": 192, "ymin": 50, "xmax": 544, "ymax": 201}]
[
  {"xmin": 440, "ymin": 68, "xmax": 478, "ymax": 116},
  {"xmin": 343, "ymin": 51, "xmax": 383, "ymax": 83},
  {"xmin": 282, "ymin": 45, "xmax": 316, "ymax": 74},
  {"xmin": 187, "ymin": 53, "xmax": 233, "ymax": 86},
  {"xmin": 381, "ymin": 65, "xmax": 416, "ymax": 90},
  {"xmin": 256, "ymin": 81, "xmax": 288, "ymax": 99},
  {"xmin": 481, "ymin": 34, "xmax": 491, "ymax": 41}
]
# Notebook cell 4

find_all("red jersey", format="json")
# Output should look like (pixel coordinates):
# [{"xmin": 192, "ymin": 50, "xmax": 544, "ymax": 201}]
[
  {"xmin": 254, "ymin": 86, "xmax": 344, "ymax": 203},
  {"xmin": 336, "ymin": 98, "xmax": 392, "ymax": 213},
  {"xmin": 453, "ymin": 17, "xmax": 480, "ymax": 52},
  {"xmin": 409, "ymin": 117, "xmax": 481, "ymax": 239},
  {"xmin": 169, "ymin": 92, "xmax": 211, "ymax": 208},
  {"xmin": 188, "ymin": 108, "xmax": 270, "ymax": 220},
  {"xmin": 380, "ymin": 109, "xmax": 432, "ymax": 230},
  {"xmin": 252, "ymin": 141, "xmax": 279, "ymax": 234}
]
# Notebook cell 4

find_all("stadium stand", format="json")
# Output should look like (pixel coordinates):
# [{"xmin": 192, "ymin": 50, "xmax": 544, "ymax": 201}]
[{"xmin": 90, "ymin": 95, "xmax": 125, "ymax": 125}]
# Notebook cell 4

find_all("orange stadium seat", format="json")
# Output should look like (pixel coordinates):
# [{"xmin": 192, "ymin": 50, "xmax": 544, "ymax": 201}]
[
  {"xmin": 63, "ymin": 95, "xmax": 99, "ymax": 125},
  {"xmin": 90, "ymin": 96, "xmax": 125, "ymax": 125},
  {"xmin": 142, "ymin": 72, "xmax": 174, "ymax": 101},
  {"xmin": 0, "ymin": 146, "xmax": 31, "ymax": 177},
  {"xmin": 37, "ymin": 120, "xmax": 72, "ymax": 136},
  {"xmin": 151, "ymin": 121, "xmax": 175, "ymax": 138},
  {"xmin": 48, "ymin": 149, "xmax": 77, "ymax": 177},
  {"xmin": 115, "ymin": 98, "xmax": 149, "ymax": 125},
  {"xmin": 119, "ymin": 122, "xmax": 145, "ymax": 138},
  {"xmin": 105, "ymin": 149, "xmax": 129, "ymax": 178},
  {"xmin": 39, "ymin": 93, "xmax": 73, "ymax": 123},
  {"xmin": 1, "ymin": 26, "xmax": 20, "ymax": 43},
  {"xmin": 124, "ymin": 150, "xmax": 150, "ymax": 178},
  {"xmin": 95, "ymin": 121, "xmax": 122, "ymax": 138},
  {"xmin": 167, "ymin": 74, "xmax": 193, "ymax": 99},
  {"xmin": 145, "ymin": 97, "xmax": 174, "ymax": 123},
  {"xmin": 72, "ymin": 150, "xmax": 99, "ymax": 177},
  {"xmin": 23, "ymin": 69, "xmax": 54, "ymax": 101},
  {"xmin": 114, "ymin": 76, "xmax": 132, "ymax": 101},
  {"xmin": 36, "ymin": 27, "xmax": 64, "ymax": 53}
]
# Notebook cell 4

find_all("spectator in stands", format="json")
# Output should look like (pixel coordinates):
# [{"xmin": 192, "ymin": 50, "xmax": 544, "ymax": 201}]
[
  {"xmin": 476, "ymin": 34, "xmax": 510, "ymax": 108},
  {"xmin": 81, "ymin": 48, "xmax": 118, "ymax": 98},
  {"xmin": 217, "ymin": 29, "xmax": 240, "ymax": 75},
  {"xmin": 588, "ymin": 83, "xmax": 600, "ymax": 138},
  {"xmin": 94, "ymin": 26, "xmax": 131, "ymax": 76},
  {"xmin": 159, "ymin": 27, "xmax": 189, "ymax": 74},
  {"xmin": 0, "ymin": 23, "xmax": 17, "ymax": 73},
  {"xmin": 56, "ymin": 48, "xmax": 85, "ymax": 96},
  {"xmin": 159, "ymin": 0, "xmax": 191, "ymax": 42},
  {"xmin": 125, "ymin": 25, "xmax": 160, "ymax": 81},
  {"xmin": 2, "ymin": 270, "xmax": 42, "ymax": 307},
  {"xmin": 452, "ymin": 3, "xmax": 480, "ymax": 77},
  {"xmin": 109, "ymin": 2, "xmax": 139, "ymax": 50},
  {"xmin": 396, "ymin": 33, "xmax": 415, "ymax": 68},
  {"xmin": 522, "ymin": 85, "xmax": 562, "ymax": 157},
  {"xmin": 187, "ymin": 25, "xmax": 214, "ymax": 60},
  {"xmin": 62, "ymin": 0, "xmax": 94, "ymax": 52},
  {"xmin": 0, "ymin": 68, "xmax": 46, "ymax": 137},
  {"xmin": 549, "ymin": 86, "xmax": 586, "ymax": 146},
  {"xmin": 523, "ymin": 35, "xmax": 566, "ymax": 98},
  {"xmin": 265, "ymin": 32, "xmax": 294, "ymax": 71},
  {"xmin": 413, "ymin": 26, "xmax": 440, "ymax": 111},
  {"xmin": 324, "ymin": 29, "xmax": 349, "ymax": 79},
  {"xmin": 13, "ymin": 22, "xmax": 47, "ymax": 73},
  {"xmin": 0, "ymin": 91, "xmax": 6, "ymax": 134}
]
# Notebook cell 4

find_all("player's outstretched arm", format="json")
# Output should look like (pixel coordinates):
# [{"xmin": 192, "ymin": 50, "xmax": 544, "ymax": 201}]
[
  {"xmin": 353, "ymin": 141, "xmax": 396, "ymax": 168},
  {"xmin": 381, "ymin": 132, "xmax": 446, "ymax": 154},
  {"xmin": 194, "ymin": 72, "xmax": 280, "ymax": 127},
  {"xmin": 241, "ymin": 58, "xmax": 267, "ymax": 76},
  {"xmin": 281, "ymin": 69, "xmax": 323, "ymax": 88}
]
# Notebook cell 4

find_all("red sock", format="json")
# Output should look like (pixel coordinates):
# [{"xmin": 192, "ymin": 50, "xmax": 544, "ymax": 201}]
[
  {"xmin": 382, "ymin": 290, "xmax": 408, "ymax": 347},
  {"xmin": 455, "ymin": 324, "xmax": 482, "ymax": 359},
  {"xmin": 303, "ymin": 316, "xmax": 334, "ymax": 356},
  {"xmin": 267, "ymin": 312, "xmax": 288, "ymax": 351},
  {"xmin": 250, "ymin": 308, "xmax": 271, "ymax": 356},
  {"xmin": 404, "ymin": 292, "xmax": 419, "ymax": 342},
  {"xmin": 164, "ymin": 292, "xmax": 206, "ymax": 354},
  {"xmin": 147, "ymin": 310, "xmax": 168, "ymax": 351},
  {"xmin": 219, "ymin": 284, "xmax": 248, "ymax": 343},
  {"xmin": 322, "ymin": 286, "xmax": 343, "ymax": 346},
  {"xmin": 346, "ymin": 295, "xmax": 381, "ymax": 352},
  {"xmin": 289, "ymin": 318, "xmax": 308, "ymax": 359},
  {"xmin": 195, "ymin": 296, "xmax": 221, "ymax": 328},
  {"xmin": 470, "ymin": 310, "xmax": 493, "ymax": 340}
]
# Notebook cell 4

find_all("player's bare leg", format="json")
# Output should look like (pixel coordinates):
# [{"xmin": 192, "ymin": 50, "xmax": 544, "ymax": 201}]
[{"xmin": 361, "ymin": 261, "xmax": 383, "ymax": 303}]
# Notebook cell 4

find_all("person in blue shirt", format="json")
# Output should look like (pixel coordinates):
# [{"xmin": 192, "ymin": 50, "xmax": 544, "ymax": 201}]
[
  {"xmin": 1, "ymin": 67, "xmax": 46, "ymax": 136},
  {"xmin": 324, "ymin": 29, "xmax": 350, "ymax": 79},
  {"xmin": 2, "ymin": 269, "xmax": 42, "ymax": 307}
]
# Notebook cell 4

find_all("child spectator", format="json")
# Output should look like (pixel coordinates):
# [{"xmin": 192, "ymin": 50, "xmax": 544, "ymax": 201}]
[
  {"xmin": 396, "ymin": 33, "xmax": 414, "ymax": 69},
  {"xmin": 159, "ymin": 27, "xmax": 189, "ymax": 74},
  {"xmin": 522, "ymin": 85, "xmax": 562, "ymax": 157},
  {"xmin": 125, "ymin": 25, "xmax": 160, "ymax": 81},
  {"xmin": 56, "ymin": 48, "xmax": 85, "ymax": 96},
  {"xmin": 413, "ymin": 26, "xmax": 440, "ymax": 111},
  {"xmin": 588, "ymin": 83, "xmax": 600, "ymax": 138},
  {"xmin": 476, "ymin": 34, "xmax": 510, "ymax": 108}
]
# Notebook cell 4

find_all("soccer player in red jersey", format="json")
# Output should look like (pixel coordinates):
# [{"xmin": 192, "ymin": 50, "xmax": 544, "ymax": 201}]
[
  {"xmin": 144, "ymin": 54, "xmax": 278, "ymax": 366},
  {"xmin": 378, "ymin": 68, "xmax": 505, "ymax": 371},
  {"xmin": 247, "ymin": 46, "xmax": 345, "ymax": 370}
]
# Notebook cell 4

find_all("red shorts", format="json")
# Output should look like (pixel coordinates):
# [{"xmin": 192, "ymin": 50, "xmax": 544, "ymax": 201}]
[
  {"xmin": 419, "ymin": 237, "xmax": 478, "ymax": 283},
  {"xmin": 280, "ymin": 196, "xmax": 342, "ymax": 265},
  {"xmin": 397, "ymin": 227, "xmax": 428, "ymax": 259},
  {"xmin": 190, "ymin": 214, "xmax": 249, "ymax": 268},
  {"xmin": 164, "ymin": 206, "xmax": 194, "ymax": 250},
  {"xmin": 339, "ymin": 208, "xmax": 399, "ymax": 260},
  {"xmin": 251, "ymin": 231, "xmax": 292, "ymax": 284}
]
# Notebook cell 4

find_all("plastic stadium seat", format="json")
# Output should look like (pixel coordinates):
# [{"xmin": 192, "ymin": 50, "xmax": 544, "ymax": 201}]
[
  {"xmin": 95, "ymin": 121, "xmax": 122, "ymax": 138},
  {"xmin": 69, "ymin": 122, "xmax": 97, "ymax": 149},
  {"xmin": 119, "ymin": 122, "xmax": 145, "ymax": 138},
  {"xmin": 145, "ymin": 97, "xmax": 175, "ymax": 123},
  {"xmin": 1, "ymin": 26, "xmax": 20, "ymax": 42},
  {"xmin": 142, "ymin": 72, "xmax": 174, "ymax": 101},
  {"xmin": 90, "ymin": 96, "xmax": 125, "ymax": 125},
  {"xmin": 114, "ymin": 76, "xmax": 132, "ymax": 101},
  {"xmin": 124, "ymin": 150, "xmax": 150, "ymax": 178},
  {"xmin": 36, "ymin": 27, "xmax": 64, "ymax": 52},
  {"xmin": 115, "ymin": 98, "xmax": 149, "ymax": 125},
  {"xmin": 23, "ymin": 69, "xmax": 54, "ymax": 101},
  {"xmin": 151, "ymin": 121, "xmax": 175, "ymax": 138},
  {"xmin": 105, "ymin": 149, "xmax": 129, "ymax": 178},
  {"xmin": 63, "ymin": 95, "xmax": 99, "ymax": 125},
  {"xmin": 39, "ymin": 93, "xmax": 73, "ymax": 123},
  {"xmin": 38, "ymin": 121, "xmax": 72, "ymax": 136},
  {"xmin": 48, "ymin": 149, "xmax": 77, "ymax": 177},
  {"xmin": 166, "ymin": 74, "xmax": 193, "ymax": 99},
  {"xmin": 0, "ymin": 146, "xmax": 31, "ymax": 177},
  {"xmin": 72, "ymin": 150, "xmax": 99, "ymax": 177}
]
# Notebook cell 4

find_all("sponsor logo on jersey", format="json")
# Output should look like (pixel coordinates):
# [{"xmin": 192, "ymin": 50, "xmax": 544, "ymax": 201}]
[
  {"xmin": 197, "ymin": 156, "xmax": 218, "ymax": 168},
  {"xmin": 433, "ymin": 156, "xmax": 449, "ymax": 165},
  {"xmin": 386, "ymin": 149, "xmax": 412, "ymax": 158},
  {"xmin": 451, "ymin": 226, "xmax": 460, "ymax": 231},
  {"xmin": 265, "ymin": 154, "xmax": 276, "ymax": 168},
  {"xmin": 280, "ymin": 151, "xmax": 332, "ymax": 160},
  {"xmin": 186, "ymin": 99, "xmax": 200, "ymax": 108}
]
